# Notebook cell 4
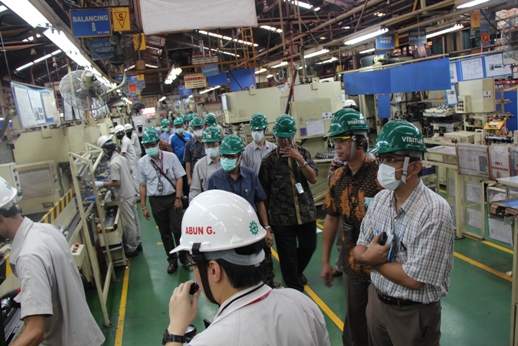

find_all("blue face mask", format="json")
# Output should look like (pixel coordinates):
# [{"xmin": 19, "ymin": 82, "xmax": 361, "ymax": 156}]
[
  {"xmin": 146, "ymin": 147, "xmax": 159, "ymax": 157},
  {"xmin": 221, "ymin": 158, "xmax": 238, "ymax": 172}
]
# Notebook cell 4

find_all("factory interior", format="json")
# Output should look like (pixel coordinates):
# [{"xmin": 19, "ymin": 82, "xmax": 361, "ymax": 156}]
[{"xmin": 0, "ymin": 0, "xmax": 518, "ymax": 345}]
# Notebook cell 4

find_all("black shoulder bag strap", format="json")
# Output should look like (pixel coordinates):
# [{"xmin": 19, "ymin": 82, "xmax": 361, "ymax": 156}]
[{"xmin": 150, "ymin": 160, "xmax": 189, "ymax": 209}]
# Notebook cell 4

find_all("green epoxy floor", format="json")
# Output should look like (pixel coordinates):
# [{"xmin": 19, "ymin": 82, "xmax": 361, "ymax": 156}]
[{"xmin": 86, "ymin": 208, "xmax": 513, "ymax": 346}]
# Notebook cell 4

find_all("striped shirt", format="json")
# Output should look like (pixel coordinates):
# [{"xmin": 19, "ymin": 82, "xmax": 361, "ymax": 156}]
[
  {"xmin": 189, "ymin": 155, "xmax": 221, "ymax": 201},
  {"xmin": 242, "ymin": 140, "xmax": 276, "ymax": 175},
  {"xmin": 357, "ymin": 180, "xmax": 454, "ymax": 304},
  {"xmin": 135, "ymin": 150, "xmax": 186, "ymax": 196}
]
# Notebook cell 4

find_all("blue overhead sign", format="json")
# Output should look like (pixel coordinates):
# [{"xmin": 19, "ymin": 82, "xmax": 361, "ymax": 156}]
[
  {"xmin": 70, "ymin": 9, "xmax": 112, "ymax": 37},
  {"xmin": 375, "ymin": 34, "xmax": 396, "ymax": 52},
  {"xmin": 89, "ymin": 37, "xmax": 115, "ymax": 59},
  {"xmin": 408, "ymin": 29, "xmax": 426, "ymax": 45}
]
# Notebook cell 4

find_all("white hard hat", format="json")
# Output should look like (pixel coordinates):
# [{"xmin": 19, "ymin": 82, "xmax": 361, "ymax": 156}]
[
  {"xmin": 171, "ymin": 190, "xmax": 266, "ymax": 254},
  {"xmin": 114, "ymin": 124, "xmax": 125, "ymax": 134},
  {"xmin": 344, "ymin": 99, "xmax": 357, "ymax": 108},
  {"xmin": 124, "ymin": 123, "xmax": 133, "ymax": 131},
  {"xmin": 0, "ymin": 177, "xmax": 17, "ymax": 210},
  {"xmin": 97, "ymin": 135, "xmax": 113, "ymax": 148},
  {"xmin": 137, "ymin": 120, "xmax": 143, "ymax": 126}
]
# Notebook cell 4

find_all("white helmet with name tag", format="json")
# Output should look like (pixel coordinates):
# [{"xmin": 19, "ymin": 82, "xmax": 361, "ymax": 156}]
[{"xmin": 171, "ymin": 190, "xmax": 266, "ymax": 254}]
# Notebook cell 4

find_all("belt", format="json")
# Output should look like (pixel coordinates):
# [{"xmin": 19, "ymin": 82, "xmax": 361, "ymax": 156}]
[
  {"xmin": 375, "ymin": 289, "xmax": 422, "ymax": 307},
  {"xmin": 149, "ymin": 193, "xmax": 175, "ymax": 199}
]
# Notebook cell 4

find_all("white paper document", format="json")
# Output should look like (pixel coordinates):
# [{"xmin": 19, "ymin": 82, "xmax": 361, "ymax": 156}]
[
  {"xmin": 488, "ymin": 217, "xmax": 513, "ymax": 246},
  {"xmin": 306, "ymin": 120, "xmax": 325, "ymax": 137},
  {"xmin": 465, "ymin": 182, "xmax": 482, "ymax": 203}
]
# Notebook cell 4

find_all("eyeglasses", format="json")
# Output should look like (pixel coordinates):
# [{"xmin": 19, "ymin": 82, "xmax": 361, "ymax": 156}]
[
  {"xmin": 376, "ymin": 157, "xmax": 406, "ymax": 165},
  {"xmin": 331, "ymin": 136, "xmax": 351, "ymax": 147},
  {"xmin": 143, "ymin": 142, "xmax": 158, "ymax": 149},
  {"xmin": 276, "ymin": 136, "xmax": 292, "ymax": 142}
]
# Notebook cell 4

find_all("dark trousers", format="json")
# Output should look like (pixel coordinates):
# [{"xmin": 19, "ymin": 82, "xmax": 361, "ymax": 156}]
[
  {"xmin": 264, "ymin": 245, "xmax": 275, "ymax": 287},
  {"xmin": 366, "ymin": 285, "xmax": 442, "ymax": 346},
  {"xmin": 342, "ymin": 274, "xmax": 370, "ymax": 346},
  {"xmin": 181, "ymin": 163, "xmax": 189, "ymax": 197},
  {"xmin": 148, "ymin": 194, "xmax": 187, "ymax": 264},
  {"xmin": 272, "ymin": 221, "xmax": 316, "ymax": 291}
]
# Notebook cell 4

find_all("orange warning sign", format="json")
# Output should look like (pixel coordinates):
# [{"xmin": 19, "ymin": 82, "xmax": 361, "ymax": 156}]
[
  {"xmin": 112, "ymin": 7, "xmax": 130, "ymax": 31},
  {"xmin": 481, "ymin": 32, "xmax": 490, "ymax": 43}
]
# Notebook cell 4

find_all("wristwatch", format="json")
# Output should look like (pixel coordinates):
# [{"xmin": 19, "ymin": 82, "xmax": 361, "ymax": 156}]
[
  {"xmin": 302, "ymin": 161, "xmax": 309, "ymax": 168},
  {"xmin": 175, "ymin": 196, "xmax": 182, "ymax": 200},
  {"xmin": 163, "ymin": 329, "xmax": 185, "ymax": 344}
]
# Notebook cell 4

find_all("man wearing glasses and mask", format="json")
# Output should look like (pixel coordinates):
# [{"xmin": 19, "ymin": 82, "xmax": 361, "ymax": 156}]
[
  {"xmin": 259, "ymin": 115, "xmax": 318, "ymax": 292},
  {"xmin": 136, "ymin": 127, "xmax": 189, "ymax": 274},
  {"xmin": 320, "ymin": 109, "xmax": 382, "ymax": 346},
  {"xmin": 354, "ymin": 120, "xmax": 454, "ymax": 345}
]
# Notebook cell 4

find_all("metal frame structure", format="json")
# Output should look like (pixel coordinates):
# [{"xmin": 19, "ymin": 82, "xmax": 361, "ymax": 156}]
[{"xmin": 68, "ymin": 142, "xmax": 117, "ymax": 328}]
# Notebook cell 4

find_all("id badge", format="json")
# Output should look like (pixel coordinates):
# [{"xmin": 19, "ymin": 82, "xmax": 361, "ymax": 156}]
[
  {"xmin": 157, "ymin": 181, "xmax": 163, "ymax": 193},
  {"xmin": 295, "ymin": 182, "xmax": 304, "ymax": 194}
]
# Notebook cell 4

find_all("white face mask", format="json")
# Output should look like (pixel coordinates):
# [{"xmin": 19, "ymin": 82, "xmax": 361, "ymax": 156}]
[
  {"xmin": 377, "ymin": 164, "xmax": 403, "ymax": 191},
  {"xmin": 194, "ymin": 129, "xmax": 203, "ymax": 137},
  {"xmin": 205, "ymin": 147, "xmax": 220, "ymax": 158},
  {"xmin": 251, "ymin": 131, "xmax": 264, "ymax": 142}
]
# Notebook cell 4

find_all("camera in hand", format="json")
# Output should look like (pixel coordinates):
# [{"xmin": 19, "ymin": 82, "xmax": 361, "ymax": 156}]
[
  {"xmin": 189, "ymin": 282, "xmax": 199, "ymax": 295},
  {"xmin": 377, "ymin": 232, "xmax": 388, "ymax": 245}
]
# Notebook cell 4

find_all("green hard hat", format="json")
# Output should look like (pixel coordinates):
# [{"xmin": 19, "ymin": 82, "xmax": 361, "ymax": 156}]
[
  {"xmin": 173, "ymin": 117, "xmax": 184, "ymax": 126},
  {"xmin": 190, "ymin": 116, "xmax": 204, "ymax": 128},
  {"xmin": 142, "ymin": 128, "xmax": 160, "ymax": 144},
  {"xmin": 250, "ymin": 113, "xmax": 268, "ymax": 131},
  {"xmin": 220, "ymin": 134, "xmax": 245, "ymax": 155},
  {"xmin": 273, "ymin": 114, "xmax": 296, "ymax": 138},
  {"xmin": 202, "ymin": 126, "xmax": 222, "ymax": 143},
  {"xmin": 370, "ymin": 120, "xmax": 427, "ymax": 155},
  {"xmin": 183, "ymin": 114, "xmax": 192, "ymax": 122},
  {"xmin": 204, "ymin": 113, "xmax": 218, "ymax": 126},
  {"xmin": 326, "ymin": 108, "xmax": 369, "ymax": 138},
  {"xmin": 161, "ymin": 118, "xmax": 171, "ymax": 128}
]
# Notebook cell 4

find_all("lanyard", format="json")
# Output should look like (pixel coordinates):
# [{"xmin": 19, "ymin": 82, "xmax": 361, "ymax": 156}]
[{"xmin": 216, "ymin": 284, "xmax": 267, "ymax": 318}]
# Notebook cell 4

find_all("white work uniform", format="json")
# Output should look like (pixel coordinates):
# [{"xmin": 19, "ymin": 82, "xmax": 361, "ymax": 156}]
[
  {"xmin": 130, "ymin": 131, "xmax": 142, "ymax": 157},
  {"xmin": 188, "ymin": 284, "xmax": 330, "ymax": 346},
  {"xmin": 10, "ymin": 218, "xmax": 105, "ymax": 346},
  {"xmin": 109, "ymin": 153, "xmax": 141, "ymax": 252},
  {"xmin": 120, "ymin": 135, "xmax": 138, "ymax": 174},
  {"xmin": 241, "ymin": 140, "xmax": 276, "ymax": 175},
  {"xmin": 189, "ymin": 155, "xmax": 221, "ymax": 202}
]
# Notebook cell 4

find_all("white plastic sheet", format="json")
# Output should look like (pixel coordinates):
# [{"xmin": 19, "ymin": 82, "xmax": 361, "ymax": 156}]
[{"xmin": 140, "ymin": 0, "xmax": 258, "ymax": 35}]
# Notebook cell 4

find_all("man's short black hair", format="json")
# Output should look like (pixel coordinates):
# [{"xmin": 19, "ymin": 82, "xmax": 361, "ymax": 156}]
[
  {"xmin": 215, "ymin": 239, "xmax": 267, "ymax": 289},
  {"xmin": 0, "ymin": 204, "xmax": 19, "ymax": 218}
]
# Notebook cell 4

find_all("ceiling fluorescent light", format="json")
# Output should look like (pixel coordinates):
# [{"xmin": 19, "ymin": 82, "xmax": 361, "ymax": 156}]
[
  {"xmin": 457, "ymin": 0, "xmax": 489, "ymax": 8},
  {"xmin": 426, "ymin": 24, "xmax": 464, "ymax": 38},
  {"xmin": 285, "ymin": 0, "xmax": 313, "ymax": 10},
  {"xmin": 200, "ymin": 85, "xmax": 221, "ymax": 94},
  {"xmin": 271, "ymin": 61, "xmax": 288, "ymax": 68},
  {"xmin": 198, "ymin": 30, "xmax": 258, "ymax": 47},
  {"xmin": 159, "ymin": 96, "xmax": 166, "ymax": 102},
  {"xmin": 314, "ymin": 7, "xmax": 321, "ymax": 11},
  {"xmin": 317, "ymin": 57, "xmax": 338, "ymax": 65},
  {"xmin": 260, "ymin": 25, "xmax": 282, "ymax": 33},
  {"xmin": 165, "ymin": 66, "xmax": 182, "ymax": 85},
  {"xmin": 43, "ymin": 29, "xmax": 92, "ymax": 68},
  {"xmin": 125, "ymin": 65, "xmax": 135, "ymax": 71},
  {"xmin": 305, "ymin": 49, "xmax": 330, "ymax": 58},
  {"xmin": 255, "ymin": 68, "xmax": 267, "ymax": 74},
  {"xmin": 344, "ymin": 28, "xmax": 389, "ymax": 45},
  {"xmin": 15, "ymin": 62, "xmax": 34, "ymax": 72},
  {"xmin": 359, "ymin": 48, "xmax": 375, "ymax": 54},
  {"xmin": 146, "ymin": 64, "xmax": 159, "ymax": 68},
  {"xmin": 204, "ymin": 47, "xmax": 240, "ymax": 57},
  {"xmin": 267, "ymin": 74, "xmax": 274, "ymax": 78},
  {"xmin": 3, "ymin": 0, "xmax": 51, "ymax": 28}
]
